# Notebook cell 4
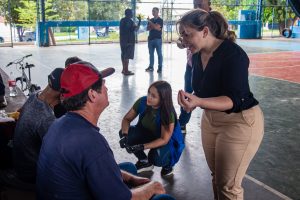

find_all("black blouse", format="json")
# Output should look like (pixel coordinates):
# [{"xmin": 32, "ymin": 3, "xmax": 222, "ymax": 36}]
[{"xmin": 192, "ymin": 39, "xmax": 258, "ymax": 113}]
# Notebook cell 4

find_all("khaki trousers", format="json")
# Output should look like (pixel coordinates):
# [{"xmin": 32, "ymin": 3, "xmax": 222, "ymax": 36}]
[{"xmin": 201, "ymin": 105, "xmax": 264, "ymax": 200}]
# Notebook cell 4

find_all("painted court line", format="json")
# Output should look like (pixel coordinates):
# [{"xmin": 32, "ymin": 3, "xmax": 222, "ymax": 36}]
[
  {"xmin": 245, "ymin": 175, "xmax": 292, "ymax": 200},
  {"xmin": 250, "ymin": 65, "xmax": 300, "ymax": 69},
  {"xmin": 250, "ymin": 74, "xmax": 300, "ymax": 85}
]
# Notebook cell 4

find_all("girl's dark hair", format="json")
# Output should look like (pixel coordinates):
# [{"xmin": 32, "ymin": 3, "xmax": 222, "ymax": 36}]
[
  {"xmin": 147, "ymin": 81, "xmax": 177, "ymax": 128},
  {"xmin": 177, "ymin": 9, "xmax": 235, "ymax": 42},
  {"xmin": 63, "ymin": 78, "xmax": 103, "ymax": 111}
]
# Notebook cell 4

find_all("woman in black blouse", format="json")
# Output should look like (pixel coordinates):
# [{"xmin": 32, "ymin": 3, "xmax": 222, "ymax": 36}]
[{"xmin": 177, "ymin": 9, "xmax": 264, "ymax": 200}]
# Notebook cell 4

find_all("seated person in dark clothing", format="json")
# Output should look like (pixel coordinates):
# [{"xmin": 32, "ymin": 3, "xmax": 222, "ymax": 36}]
[
  {"xmin": 0, "ymin": 68, "xmax": 64, "ymax": 190},
  {"xmin": 0, "ymin": 74, "xmax": 7, "ymax": 107}
]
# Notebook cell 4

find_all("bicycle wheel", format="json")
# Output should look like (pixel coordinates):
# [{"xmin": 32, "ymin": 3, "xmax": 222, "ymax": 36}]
[{"xmin": 15, "ymin": 77, "xmax": 28, "ymax": 92}]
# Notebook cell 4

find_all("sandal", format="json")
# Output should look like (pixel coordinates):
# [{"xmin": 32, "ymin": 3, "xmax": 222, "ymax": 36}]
[{"xmin": 122, "ymin": 71, "xmax": 134, "ymax": 76}]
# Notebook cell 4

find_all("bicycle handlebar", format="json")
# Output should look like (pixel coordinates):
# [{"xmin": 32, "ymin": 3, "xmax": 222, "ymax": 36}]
[
  {"xmin": 6, "ymin": 54, "xmax": 33, "ymax": 67},
  {"xmin": 6, "ymin": 62, "xmax": 13, "ymax": 67}
]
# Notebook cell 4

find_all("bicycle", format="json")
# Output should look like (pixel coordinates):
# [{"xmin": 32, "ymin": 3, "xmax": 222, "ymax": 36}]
[{"xmin": 6, "ymin": 54, "xmax": 41, "ymax": 95}]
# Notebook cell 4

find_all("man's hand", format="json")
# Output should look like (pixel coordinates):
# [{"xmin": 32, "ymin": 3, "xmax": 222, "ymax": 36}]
[
  {"xmin": 126, "ymin": 144, "xmax": 144, "ymax": 154},
  {"xmin": 121, "ymin": 170, "xmax": 150, "ymax": 188},
  {"xmin": 127, "ymin": 175, "xmax": 150, "ymax": 187},
  {"xmin": 131, "ymin": 181, "xmax": 166, "ymax": 199},
  {"xmin": 119, "ymin": 134, "xmax": 128, "ymax": 148}
]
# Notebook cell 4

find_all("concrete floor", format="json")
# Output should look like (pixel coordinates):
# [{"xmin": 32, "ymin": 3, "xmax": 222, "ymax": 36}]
[{"xmin": 0, "ymin": 38, "xmax": 299, "ymax": 200}]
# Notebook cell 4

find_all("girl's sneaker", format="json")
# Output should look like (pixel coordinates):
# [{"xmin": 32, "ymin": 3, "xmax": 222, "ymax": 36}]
[
  {"xmin": 135, "ymin": 161, "xmax": 154, "ymax": 173},
  {"xmin": 161, "ymin": 166, "xmax": 173, "ymax": 176}
]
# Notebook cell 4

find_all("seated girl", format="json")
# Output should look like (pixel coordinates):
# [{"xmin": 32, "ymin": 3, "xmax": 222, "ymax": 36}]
[{"xmin": 120, "ymin": 81, "xmax": 184, "ymax": 177}]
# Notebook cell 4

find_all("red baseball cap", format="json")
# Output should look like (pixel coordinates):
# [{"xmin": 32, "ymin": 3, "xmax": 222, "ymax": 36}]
[{"xmin": 60, "ymin": 61, "xmax": 115, "ymax": 98}]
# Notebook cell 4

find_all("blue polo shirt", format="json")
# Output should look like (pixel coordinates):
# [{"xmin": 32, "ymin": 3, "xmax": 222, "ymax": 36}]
[
  {"xmin": 37, "ymin": 112, "xmax": 131, "ymax": 200},
  {"xmin": 192, "ymin": 39, "xmax": 258, "ymax": 113},
  {"xmin": 148, "ymin": 17, "xmax": 163, "ymax": 40}
]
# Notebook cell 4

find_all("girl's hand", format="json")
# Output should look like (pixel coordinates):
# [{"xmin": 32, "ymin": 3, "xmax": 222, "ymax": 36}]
[{"xmin": 178, "ymin": 90, "xmax": 197, "ymax": 112}]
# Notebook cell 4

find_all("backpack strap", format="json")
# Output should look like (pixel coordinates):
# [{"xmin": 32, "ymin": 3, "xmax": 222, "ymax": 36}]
[{"xmin": 137, "ymin": 96, "xmax": 147, "ymax": 119}]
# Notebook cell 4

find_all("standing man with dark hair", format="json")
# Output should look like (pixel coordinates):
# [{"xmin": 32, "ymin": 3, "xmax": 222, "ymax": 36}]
[
  {"xmin": 37, "ymin": 61, "xmax": 172, "ymax": 200},
  {"xmin": 193, "ymin": 0, "xmax": 211, "ymax": 12},
  {"xmin": 120, "ymin": 8, "xmax": 141, "ymax": 76},
  {"xmin": 145, "ymin": 7, "xmax": 163, "ymax": 73}
]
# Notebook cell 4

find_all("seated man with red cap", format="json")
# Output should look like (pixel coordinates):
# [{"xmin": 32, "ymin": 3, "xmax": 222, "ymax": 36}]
[{"xmin": 36, "ymin": 61, "xmax": 174, "ymax": 200}]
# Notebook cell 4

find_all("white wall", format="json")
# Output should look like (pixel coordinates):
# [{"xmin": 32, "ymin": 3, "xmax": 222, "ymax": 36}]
[{"xmin": 0, "ymin": 22, "xmax": 18, "ymax": 42}]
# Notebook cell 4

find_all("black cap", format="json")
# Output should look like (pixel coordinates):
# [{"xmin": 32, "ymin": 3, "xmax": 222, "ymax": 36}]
[{"xmin": 48, "ymin": 68, "xmax": 64, "ymax": 91}]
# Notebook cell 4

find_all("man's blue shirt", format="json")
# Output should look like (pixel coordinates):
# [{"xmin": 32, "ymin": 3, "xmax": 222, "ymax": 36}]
[
  {"xmin": 148, "ymin": 17, "xmax": 163, "ymax": 40},
  {"xmin": 37, "ymin": 112, "xmax": 131, "ymax": 200}
]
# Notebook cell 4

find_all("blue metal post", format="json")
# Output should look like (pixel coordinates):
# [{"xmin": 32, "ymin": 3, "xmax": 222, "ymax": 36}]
[
  {"xmin": 39, "ymin": 0, "xmax": 49, "ymax": 46},
  {"xmin": 41, "ymin": 0, "xmax": 45, "ymax": 22},
  {"xmin": 88, "ymin": 0, "xmax": 91, "ymax": 45},
  {"xmin": 256, "ymin": 0, "xmax": 263, "ymax": 20},
  {"xmin": 8, "ymin": 0, "xmax": 13, "ymax": 47},
  {"xmin": 256, "ymin": 0, "xmax": 263, "ymax": 38}
]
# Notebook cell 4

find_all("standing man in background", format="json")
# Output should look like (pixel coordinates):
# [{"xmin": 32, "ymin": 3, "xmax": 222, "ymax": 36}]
[
  {"xmin": 145, "ymin": 7, "xmax": 164, "ymax": 73},
  {"xmin": 120, "ymin": 8, "xmax": 141, "ymax": 76},
  {"xmin": 194, "ymin": 0, "xmax": 211, "ymax": 12}
]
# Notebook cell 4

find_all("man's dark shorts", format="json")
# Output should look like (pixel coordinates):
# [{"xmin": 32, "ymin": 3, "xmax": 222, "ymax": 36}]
[{"xmin": 121, "ymin": 44, "xmax": 135, "ymax": 60}]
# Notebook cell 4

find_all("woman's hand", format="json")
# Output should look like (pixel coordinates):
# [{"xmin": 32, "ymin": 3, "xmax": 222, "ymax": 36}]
[
  {"xmin": 178, "ymin": 90, "xmax": 198, "ymax": 112},
  {"xmin": 178, "ymin": 90, "xmax": 234, "ymax": 111}
]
